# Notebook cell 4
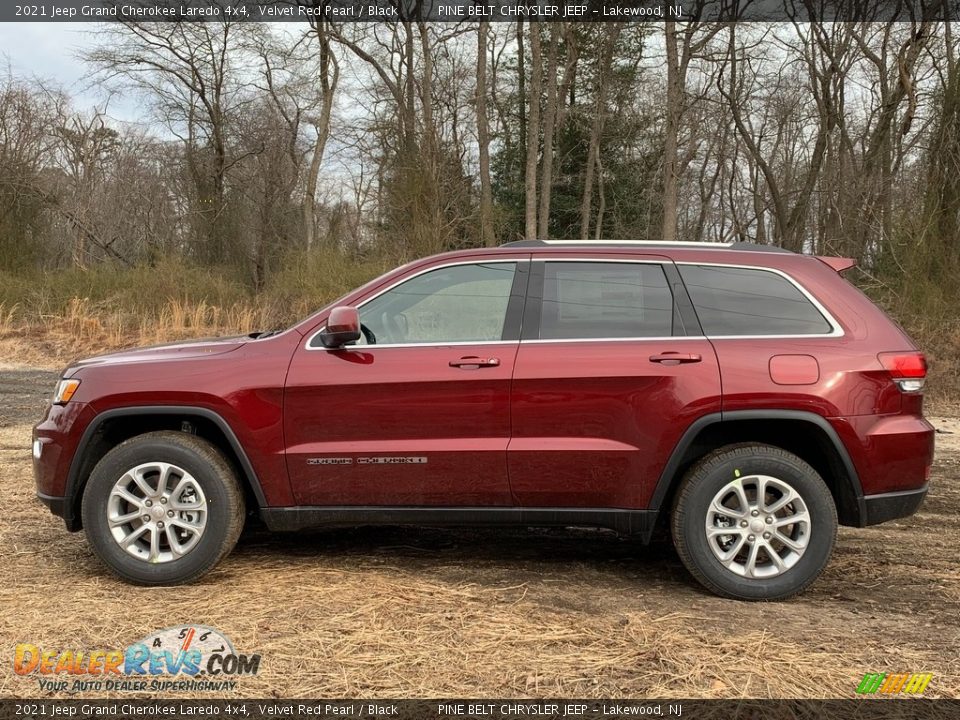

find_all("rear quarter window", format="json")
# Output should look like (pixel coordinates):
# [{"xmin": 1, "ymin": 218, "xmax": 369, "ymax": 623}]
[{"xmin": 678, "ymin": 264, "xmax": 833, "ymax": 336}]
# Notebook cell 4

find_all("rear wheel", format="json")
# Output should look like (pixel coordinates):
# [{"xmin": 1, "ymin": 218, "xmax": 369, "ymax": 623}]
[
  {"xmin": 81, "ymin": 431, "xmax": 245, "ymax": 585},
  {"xmin": 671, "ymin": 443, "xmax": 837, "ymax": 601}
]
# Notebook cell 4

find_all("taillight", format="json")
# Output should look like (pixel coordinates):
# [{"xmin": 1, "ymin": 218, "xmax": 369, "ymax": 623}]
[{"xmin": 878, "ymin": 352, "xmax": 927, "ymax": 392}]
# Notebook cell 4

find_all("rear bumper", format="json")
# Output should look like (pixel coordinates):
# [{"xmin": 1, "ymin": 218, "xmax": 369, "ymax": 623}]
[
  {"xmin": 861, "ymin": 485, "xmax": 928, "ymax": 526},
  {"xmin": 830, "ymin": 413, "xmax": 934, "ymax": 527}
]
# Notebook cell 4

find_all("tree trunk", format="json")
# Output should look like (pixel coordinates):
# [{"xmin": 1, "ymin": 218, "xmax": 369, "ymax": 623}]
[
  {"xmin": 403, "ymin": 22, "xmax": 417, "ymax": 155},
  {"xmin": 417, "ymin": 21, "xmax": 442, "ymax": 252},
  {"xmin": 476, "ymin": 21, "xmax": 496, "ymax": 247},
  {"xmin": 516, "ymin": 21, "xmax": 526, "ymax": 155},
  {"xmin": 579, "ymin": 26, "xmax": 620, "ymax": 240},
  {"xmin": 537, "ymin": 24, "xmax": 559, "ymax": 240},
  {"xmin": 662, "ymin": 22, "xmax": 681, "ymax": 242},
  {"xmin": 594, "ymin": 154, "xmax": 606, "ymax": 240},
  {"xmin": 304, "ymin": 21, "xmax": 338, "ymax": 251},
  {"xmin": 524, "ymin": 23, "xmax": 541, "ymax": 241}
]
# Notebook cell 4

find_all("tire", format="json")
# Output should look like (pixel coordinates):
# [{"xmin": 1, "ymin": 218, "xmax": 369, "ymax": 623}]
[
  {"xmin": 671, "ymin": 443, "xmax": 837, "ymax": 601},
  {"xmin": 81, "ymin": 431, "xmax": 245, "ymax": 585}
]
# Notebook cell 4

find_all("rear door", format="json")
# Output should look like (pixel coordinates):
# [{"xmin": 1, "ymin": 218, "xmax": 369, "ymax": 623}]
[{"xmin": 508, "ymin": 255, "xmax": 721, "ymax": 510}]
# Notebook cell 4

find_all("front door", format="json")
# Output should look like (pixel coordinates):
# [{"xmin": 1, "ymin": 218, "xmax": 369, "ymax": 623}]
[
  {"xmin": 508, "ymin": 257, "xmax": 722, "ymax": 510},
  {"xmin": 285, "ymin": 259, "xmax": 527, "ymax": 507}
]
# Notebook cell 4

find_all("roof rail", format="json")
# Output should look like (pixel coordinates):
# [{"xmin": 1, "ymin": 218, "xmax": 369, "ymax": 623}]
[{"xmin": 500, "ymin": 239, "xmax": 794, "ymax": 253}]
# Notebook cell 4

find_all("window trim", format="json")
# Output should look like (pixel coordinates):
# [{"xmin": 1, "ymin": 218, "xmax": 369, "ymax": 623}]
[
  {"xmin": 305, "ymin": 256, "xmax": 844, "ymax": 350},
  {"xmin": 532, "ymin": 258, "xmax": 680, "ymax": 343},
  {"xmin": 305, "ymin": 259, "xmax": 526, "ymax": 350},
  {"xmin": 675, "ymin": 261, "xmax": 844, "ymax": 339}
]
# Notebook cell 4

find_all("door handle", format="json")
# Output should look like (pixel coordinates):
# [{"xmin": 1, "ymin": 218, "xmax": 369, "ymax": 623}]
[
  {"xmin": 449, "ymin": 356, "xmax": 501, "ymax": 368},
  {"xmin": 649, "ymin": 352, "xmax": 702, "ymax": 365}
]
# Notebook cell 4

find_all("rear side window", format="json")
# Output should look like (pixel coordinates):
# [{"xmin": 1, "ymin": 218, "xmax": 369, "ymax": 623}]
[
  {"xmin": 678, "ymin": 265, "xmax": 833, "ymax": 336},
  {"xmin": 539, "ymin": 262, "xmax": 674, "ymax": 339}
]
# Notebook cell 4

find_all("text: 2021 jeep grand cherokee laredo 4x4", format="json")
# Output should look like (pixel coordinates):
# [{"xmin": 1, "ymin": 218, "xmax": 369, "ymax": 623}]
[{"xmin": 33, "ymin": 240, "xmax": 934, "ymax": 600}]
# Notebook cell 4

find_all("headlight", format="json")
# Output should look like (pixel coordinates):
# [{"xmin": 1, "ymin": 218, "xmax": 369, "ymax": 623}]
[{"xmin": 53, "ymin": 378, "xmax": 81, "ymax": 405}]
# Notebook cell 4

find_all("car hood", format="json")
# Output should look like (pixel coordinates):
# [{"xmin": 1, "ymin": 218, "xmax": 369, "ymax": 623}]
[{"xmin": 64, "ymin": 336, "xmax": 247, "ymax": 375}]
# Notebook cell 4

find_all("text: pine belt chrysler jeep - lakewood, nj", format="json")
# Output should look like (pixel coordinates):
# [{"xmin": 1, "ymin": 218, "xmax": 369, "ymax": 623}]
[{"xmin": 33, "ymin": 240, "xmax": 934, "ymax": 600}]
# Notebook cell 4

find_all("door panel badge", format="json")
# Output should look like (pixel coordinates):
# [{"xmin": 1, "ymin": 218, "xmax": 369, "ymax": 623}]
[{"xmin": 306, "ymin": 456, "xmax": 428, "ymax": 466}]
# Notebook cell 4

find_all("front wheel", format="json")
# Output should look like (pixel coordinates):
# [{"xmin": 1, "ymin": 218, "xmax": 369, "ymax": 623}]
[
  {"xmin": 81, "ymin": 431, "xmax": 245, "ymax": 585},
  {"xmin": 671, "ymin": 443, "xmax": 837, "ymax": 601}
]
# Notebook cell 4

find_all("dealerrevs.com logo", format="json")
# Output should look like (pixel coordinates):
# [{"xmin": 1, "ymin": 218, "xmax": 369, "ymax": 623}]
[{"xmin": 13, "ymin": 625, "xmax": 260, "ymax": 693}]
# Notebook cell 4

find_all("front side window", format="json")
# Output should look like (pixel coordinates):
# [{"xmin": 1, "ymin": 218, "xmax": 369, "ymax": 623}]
[
  {"xmin": 678, "ymin": 264, "xmax": 833, "ymax": 336},
  {"xmin": 539, "ymin": 262, "xmax": 674, "ymax": 340},
  {"xmin": 350, "ymin": 262, "xmax": 517, "ymax": 345}
]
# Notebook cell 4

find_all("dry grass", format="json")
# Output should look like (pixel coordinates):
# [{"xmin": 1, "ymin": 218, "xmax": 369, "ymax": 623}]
[
  {"xmin": 0, "ymin": 252, "xmax": 390, "ymax": 369},
  {"xmin": 0, "ymin": 296, "xmax": 311, "ymax": 370},
  {"xmin": 2, "ymin": 414, "xmax": 959, "ymax": 700}
]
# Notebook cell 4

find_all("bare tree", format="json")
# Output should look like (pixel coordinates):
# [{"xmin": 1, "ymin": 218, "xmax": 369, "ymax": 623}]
[
  {"xmin": 303, "ymin": 20, "xmax": 340, "ymax": 251},
  {"xmin": 537, "ymin": 23, "xmax": 578, "ymax": 240},
  {"xmin": 54, "ymin": 108, "xmax": 120, "ymax": 267},
  {"xmin": 718, "ymin": 23, "xmax": 851, "ymax": 251},
  {"xmin": 662, "ymin": 20, "xmax": 723, "ymax": 241},
  {"xmin": 524, "ymin": 22, "xmax": 541, "ymax": 241},
  {"xmin": 476, "ymin": 20, "xmax": 495, "ymax": 247},
  {"xmin": 86, "ymin": 21, "xmax": 256, "ymax": 263},
  {"xmin": 579, "ymin": 24, "xmax": 622, "ymax": 241}
]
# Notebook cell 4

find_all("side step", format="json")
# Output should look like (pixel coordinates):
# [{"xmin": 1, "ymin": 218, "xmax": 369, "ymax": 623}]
[{"xmin": 260, "ymin": 506, "xmax": 656, "ymax": 540}]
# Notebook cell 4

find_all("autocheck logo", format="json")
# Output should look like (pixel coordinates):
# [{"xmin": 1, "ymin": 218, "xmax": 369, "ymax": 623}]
[{"xmin": 13, "ymin": 625, "xmax": 260, "ymax": 693}]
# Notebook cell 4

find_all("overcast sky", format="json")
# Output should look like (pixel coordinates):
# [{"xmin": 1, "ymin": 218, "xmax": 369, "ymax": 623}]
[{"xmin": 1, "ymin": 22, "xmax": 146, "ymax": 123}]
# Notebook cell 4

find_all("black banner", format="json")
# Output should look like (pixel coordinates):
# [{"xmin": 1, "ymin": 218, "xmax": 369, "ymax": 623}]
[
  {"xmin": 2, "ymin": 0, "xmax": 959, "ymax": 23},
  {"xmin": 2, "ymin": 700, "xmax": 960, "ymax": 720}
]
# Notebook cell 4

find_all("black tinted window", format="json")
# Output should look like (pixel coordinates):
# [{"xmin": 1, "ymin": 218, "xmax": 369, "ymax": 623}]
[
  {"xmin": 539, "ymin": 262, "xmax": 674, "ymax": 339},
  {"xmin": 679, "ymin": 265, "xmax": 832, "ymax": 336}
]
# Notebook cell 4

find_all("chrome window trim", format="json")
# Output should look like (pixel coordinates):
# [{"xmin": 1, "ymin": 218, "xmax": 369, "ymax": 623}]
[
  {"xmin": 305, "ymin": 256, "xmax": 844, "ymax": 351},
  {"xmin": 673, "ymin": 261, "xmax": 844, "ymax": 339},
  {"xmin": 322, "ymin": 340, "xmax": 519, "ymax": 350},
  {"xmin": 523, "ymin": 336, "xmax": 704, "ymax": 345},
  {"xmin": 306, "ymin": 259, "xmax": 522, "ymax": 351}
]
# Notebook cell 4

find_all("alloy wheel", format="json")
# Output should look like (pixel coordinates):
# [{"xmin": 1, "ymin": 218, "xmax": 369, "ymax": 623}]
[
  {"xmin": 705, "ymin": 474, "xmax": 811, "ymax": 579},
  {"xmin": 106, "ymin": 462, "xmax": 208, "ymax": 564}
]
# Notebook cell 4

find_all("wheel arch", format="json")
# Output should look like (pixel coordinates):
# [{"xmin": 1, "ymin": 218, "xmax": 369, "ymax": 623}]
[
  {"xmin": 651, "ymin": 410, "xmax": 865, "ymax": 531},
  {"xmin": 65, "ymin": 406, "xmax": 267, "ymax": 531}
]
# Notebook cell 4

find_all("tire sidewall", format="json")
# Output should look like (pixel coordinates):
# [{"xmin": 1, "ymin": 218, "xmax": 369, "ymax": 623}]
[
  {"xmin": 677, "ymin": 450, "xmax": 837, "ymax": 600},
  {"xmin": 82, "ymin": 437, "xmax": 234, "ymax": 585}
]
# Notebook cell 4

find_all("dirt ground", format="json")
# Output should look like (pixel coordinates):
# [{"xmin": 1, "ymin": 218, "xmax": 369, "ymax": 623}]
[{"xmin": 1, "ymin": 366, "xmax": 958, "ymax": 700}]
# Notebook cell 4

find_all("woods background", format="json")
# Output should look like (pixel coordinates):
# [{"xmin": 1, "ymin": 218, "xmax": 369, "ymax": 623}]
[{"xmin": 1, "ymin": 17, "xmax": 959, "ymax": 393}]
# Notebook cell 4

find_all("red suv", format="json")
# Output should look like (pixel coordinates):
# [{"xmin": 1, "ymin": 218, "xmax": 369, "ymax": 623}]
[{"xmin": 32, "ymin": 241, "xmax": 934, "ymax": 599}]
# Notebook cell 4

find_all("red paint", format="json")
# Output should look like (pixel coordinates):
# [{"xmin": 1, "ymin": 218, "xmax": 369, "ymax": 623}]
[
  {"xmin": 508, "ymin": 338, "xmax": 721, "ymax": 508},
  {"xmin": 769, "ymin": 355, "xmax": 820, "ymax": 385},
  {"xmin": 33, "ymin": 244, "xmax": 934, "ymax": 527}
]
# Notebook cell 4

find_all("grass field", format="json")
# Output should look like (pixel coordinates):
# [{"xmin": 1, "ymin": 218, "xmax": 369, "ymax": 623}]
[{"xmin": 1, "ymin": 368, "xmax": 957, "ymax": 700}]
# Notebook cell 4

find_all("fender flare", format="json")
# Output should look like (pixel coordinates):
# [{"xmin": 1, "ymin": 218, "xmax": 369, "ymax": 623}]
[
  {"xmin": 648, "ymin": 409, "xmax": 865, "ymax": 526},
  {"xmin": 64, "ymin": 405, "xmax": 268, "ymax": 527}
]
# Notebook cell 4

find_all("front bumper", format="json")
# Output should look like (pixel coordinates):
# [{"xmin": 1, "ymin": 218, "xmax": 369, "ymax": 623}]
[
  {"xmin": 861, "ymin": 485, "xmax": 928, "ymax": 526},
  {"xmin": 36, "ymin": 492, "xmax": 72, "ymax": 524},
  {"xmin": 33, "ymin": 401, "xmax": 95, "ymax": 531}
]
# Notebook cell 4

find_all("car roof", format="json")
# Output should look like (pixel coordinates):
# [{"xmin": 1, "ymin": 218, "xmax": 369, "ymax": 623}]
[{"xmin": 376, "ymin": 240, "xmax": 840, "ymax": 278}]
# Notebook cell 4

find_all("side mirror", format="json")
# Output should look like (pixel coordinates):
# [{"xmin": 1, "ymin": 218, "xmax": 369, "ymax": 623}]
[{"xmin": 319, "ymin": 306, "xmax": 361, "ymax": 348}]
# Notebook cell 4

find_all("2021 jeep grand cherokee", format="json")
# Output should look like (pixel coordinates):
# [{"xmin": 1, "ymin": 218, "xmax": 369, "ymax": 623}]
[{"xmin": 33, "ymin": 240, "xmax": 934, "ymax": 600}]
